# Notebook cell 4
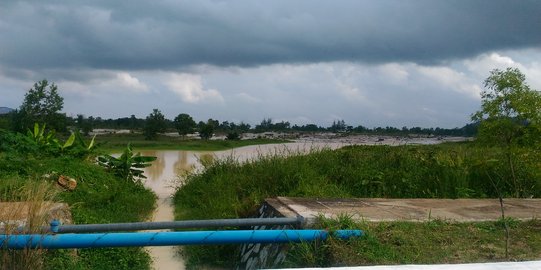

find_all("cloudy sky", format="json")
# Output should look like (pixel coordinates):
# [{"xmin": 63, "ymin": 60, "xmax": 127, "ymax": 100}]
[{"xmin": 1, "ymin": 0, "xmax": 540, "ymax": 128}]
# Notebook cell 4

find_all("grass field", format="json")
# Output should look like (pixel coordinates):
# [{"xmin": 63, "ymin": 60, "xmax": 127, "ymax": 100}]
[
  {"xmin": 93, "ymin": 133, "xmax": 289, "ymax": 152},
  {"xmin": 174, "ymin": 142, "xmax": 541, "ymax": 268}
]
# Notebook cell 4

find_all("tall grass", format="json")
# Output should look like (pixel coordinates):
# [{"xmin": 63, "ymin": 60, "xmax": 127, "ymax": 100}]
[
  {"xmin": 173, "ymin": 143, "xmax": 541, "ymax": 267},
  {"xmin": 1, "ymin": 181, "xmax": 58, "ymax": 270}
]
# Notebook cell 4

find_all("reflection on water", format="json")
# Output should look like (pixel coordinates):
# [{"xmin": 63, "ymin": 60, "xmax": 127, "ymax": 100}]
[
  {"xmin": 145, "ymin": 151, "xmax": 166, "ymax": 181},
  {"xmin": 141, "ymin": 150, "xmax": 211, "ymax": 198},
  {"xmin": 171, "ymin": 151, "xmax": 214, "ymax": 178},
  {"xmin": 173, "ymin": 151, "xmax": 192, "ymax": 178}
]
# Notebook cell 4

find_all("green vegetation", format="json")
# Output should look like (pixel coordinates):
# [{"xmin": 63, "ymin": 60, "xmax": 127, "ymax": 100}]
[
  {"xmin": 0, "ymin": 128, "xmax": 156, "ymax": 269},
  {"xmin": 284, "ymin": 216, "xmax": 541, "ymax": 267},
  {"xmin": 173, "ymin": 143, "xmax": 541, "ymax": 267},
  {"xmin": 97, "ymin": 144, "xmax": 157, "ymax": 182},
  {"xmin": 143, "ymin": 109, "xmax": 167, "ymax": 140},
  {"xmin": 95, "ymin": 133, "xmax": 289, "ymax": 152},
  {"xmin": 473, "ymin": 67, "xmax": 541, "ymax": 198},
  {"xmin": 471, "ymin": 68, "xmax": 541, "ymax": 257},
  {"xmin": 27, "ymin": 123, "xmax": 77, "ymax": 152},
  {"xmin": 174, "ymin": 113, "xmax": 197, "ymax": 136},
  {"xmin": 11, "ymin": 79, "xmax": 67, "ymax": 132},
  {"xmin": 198, "ymin": 120, "xmax": 215, "ymax": 140}
]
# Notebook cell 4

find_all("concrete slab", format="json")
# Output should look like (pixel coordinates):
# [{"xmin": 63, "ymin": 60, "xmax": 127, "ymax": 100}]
[{"xmin": 266, "ymin": 197, "xmax": 541, "ymax": 226}]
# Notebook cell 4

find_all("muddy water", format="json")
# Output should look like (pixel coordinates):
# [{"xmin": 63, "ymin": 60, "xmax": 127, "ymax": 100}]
[{"xmin": 140, "ymin": 142, "xmax": 347, "ymax": 269}]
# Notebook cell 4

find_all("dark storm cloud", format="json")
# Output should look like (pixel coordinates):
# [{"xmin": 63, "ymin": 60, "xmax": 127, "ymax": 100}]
[{"xmin": 1, "ymin": 0, "xmax": 540, "ymax": 72}]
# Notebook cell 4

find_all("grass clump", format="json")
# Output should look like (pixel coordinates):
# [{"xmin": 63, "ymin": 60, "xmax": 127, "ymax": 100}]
[
  {"xmin": 174, "ymin": 143, "xmax": 541, "ymax": 267},
  {"xmin": 1, "ymin": 181, "xmax": 59, "ymax": 270}
]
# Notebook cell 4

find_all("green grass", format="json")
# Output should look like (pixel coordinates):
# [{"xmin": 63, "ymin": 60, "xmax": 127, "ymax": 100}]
[
  {"xmin": 284, "ymin": 216, "xmax": 541, "ymax": 267},
  {"xmin": 94, "ymin": 133, "xmax": 289, "ymax": 152},
  {"xmin": 0, "ymin": 129, "xmax": 156, "ymax": 269},
  {"xmin": 173, "ymin": 142, "xmax": 541, "ymax": 267}
]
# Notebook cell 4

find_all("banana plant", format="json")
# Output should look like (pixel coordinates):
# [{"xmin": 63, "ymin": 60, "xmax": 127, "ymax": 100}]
[
  {"xmin": 60, "ymin": 132, "xmax": 76, "ymax": 151},
  {"xmin": 27, "ymin": 123, "xmax": 56, "ymax": 146},
  {"xmin": 73, "ymin": 130, "xmax": 97, "ymax": 151},
  {"xmin": 27, "ymin": 122, "xmax": 76, "ymax": 151},
  {"xmin": 97, "ymin": 144, "xmax": 156, "ymax": 182}
]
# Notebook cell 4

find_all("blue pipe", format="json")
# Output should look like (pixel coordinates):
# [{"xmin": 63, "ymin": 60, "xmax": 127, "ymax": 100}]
[{"xmin": 1, "ymin": 230, "xmax": 361, "ymax": 249}]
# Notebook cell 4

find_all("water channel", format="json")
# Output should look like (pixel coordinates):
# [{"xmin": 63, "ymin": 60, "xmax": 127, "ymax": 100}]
[{"xmin": 140, "ymin": 142, "xmax": 348, "ymax": 269}]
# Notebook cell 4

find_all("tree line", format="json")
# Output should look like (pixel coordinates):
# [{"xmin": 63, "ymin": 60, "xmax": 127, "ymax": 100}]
[
  {"xmin": 6, "ymin": 68, "xmax": 540, "ymax": 141},
  {"xmin": 1, "ymin": 80, "xmax": 476, "ymax": 140},
  {"xmin": 1, "ymin": 103, "xmax": 478, "ymax": 141}
]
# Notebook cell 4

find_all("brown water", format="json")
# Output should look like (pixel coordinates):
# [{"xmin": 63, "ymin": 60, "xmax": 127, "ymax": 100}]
[{"xmin": 140, "ymin": 142, "xmax": 348, "ymax": 269}]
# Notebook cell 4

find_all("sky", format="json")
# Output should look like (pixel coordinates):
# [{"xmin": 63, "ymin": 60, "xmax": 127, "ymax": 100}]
[{"xmin": 1, "ymin": 0, "xmax": 540, "ymax": 128}]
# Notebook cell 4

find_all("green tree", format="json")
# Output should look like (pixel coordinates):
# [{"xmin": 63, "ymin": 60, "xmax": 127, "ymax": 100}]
[
  {"xmin": 0, "ymin": 114, "xmax": 9, "ymax": 129},
  {"xmin": 143, "ymin": 109, "xmax": 167, "ymax": 140},
  {"xmin": 330, "ymin": 120, "xmax": 347, "ymax": 132},
  {"xmin": 472, "ymin": 67, "xmax": 541, "ymax": 197},
  {"xmin": 199, "ymin": 119, "xmax": 215, "ymax": 140},
  {"xmin": 174, "ymin": 113, "xmax": 196, "ymax": 136},
  {"xmin": 255, "ymin": 118, "xmax": 273, "ymax": 132},
  {"xmin": 15, "ymin": 80, "xmax": 66, "ymax": 132},
  {"xmin": 238, "ymin": 122, "xmax": 251, "ymax": 133},
  {"xmin": 472, "ymin": 68, "xmax": 541, "ymax": 146},
  {"xmin": 76, "ymin": 114, "xmax": 93, "ymax": 136}
]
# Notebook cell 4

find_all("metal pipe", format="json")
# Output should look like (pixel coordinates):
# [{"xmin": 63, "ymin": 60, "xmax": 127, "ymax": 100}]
[
  {"xmin": 0, "ymin": 229, "xmax": 362, "ymax": 249},
  {"xmin": 48, "ymin": 217, "xmax": 304, "ymax": 233}
]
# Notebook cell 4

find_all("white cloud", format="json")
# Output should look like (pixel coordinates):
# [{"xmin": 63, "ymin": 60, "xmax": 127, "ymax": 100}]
[
  {"xmin": 524, "ymin": 62, "xmax": 541, "ymax": 91},
  {"xmin": 463, "ymin": 52, "xmax": 541, "ymax": 90},
  {"xmin": 336, "ymin": 81, "xmax": 366, "ymax": 102},
  {"xmin": 417, "ymin": 66, "xmax": 481, "ymax": 99},
  {"xmin": 235, "ymin": 92, "xmax": 261, "ymax": 103},
  {"xmin": 165, "ymin": 73, "xmax": 224, "ymax": 104},
  {"xmin": 54, "ymin": 71, "xmax": 148, "ymax": 97},
  {"xmin": 464, "ymin": 52, "xmax": 522, "ymax": 76},
  {"xmin": 115, "ymin": 72, "xmax": 148, "ymax": 92},
  {"xmin": 377, "ymin": 63, "xmax": 410, "ymax": 84}
]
